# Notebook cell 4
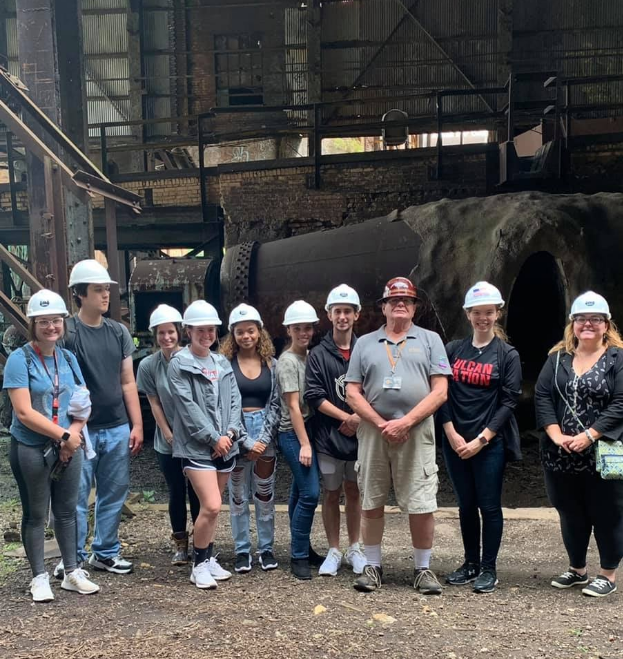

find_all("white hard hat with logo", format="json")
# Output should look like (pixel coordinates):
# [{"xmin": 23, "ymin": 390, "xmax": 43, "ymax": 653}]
[
  {"xmin": 228, "ymin": 303, "xmax": 263, "ymax": 330},
  {"xmin": 283, "ymin": 300, "xmax": 319, "ymax": 326},
  {"xmin": 183, "ymin": 300, "xmax": 222, "ymax": 326},
  {"xmin": 27, "ymin": 290, "xmax": 69, "ymax": 318},
  {"xmin": 69, "ymin": 259, "xmax": 117, "ymax": 287},
  {"xmin": 463, "ymin": 281, "xmax": 505, "ymax": 310},
  {"xmin": 149, "ymin": 304, "xmax": 183, "ymax": 330},
  {"xmin": 569, "ymin": 291, "xmax": 611, "ymax": 320},
  {"xmin": 325, "ymin": 284, "xmax": 361, "ymax": 312}
]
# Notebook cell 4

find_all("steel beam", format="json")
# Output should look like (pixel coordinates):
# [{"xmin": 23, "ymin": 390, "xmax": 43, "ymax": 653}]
[
  {"xmin": 104, "ymin": 198, "xmax": 121, "ymax": 321},
  {"xmin": 0, "ymin": 290, "xmax": 29, "ymax": 336},
  {"xmin": 43, "ymin": 157, "xmax": 69, "ymax": 298},
  {"xmin": 0, "ymin": 244, "xmax": 42, "ymax": 293},
  {"xmin": 127, "ymin": 0, "xmax": 145, "ymax": 172}
]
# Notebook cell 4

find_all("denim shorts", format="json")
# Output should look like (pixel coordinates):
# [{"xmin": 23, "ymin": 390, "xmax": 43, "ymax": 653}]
[{"xmin": 182, "ymin": 456, "xmax": 236, "ymax": 473}]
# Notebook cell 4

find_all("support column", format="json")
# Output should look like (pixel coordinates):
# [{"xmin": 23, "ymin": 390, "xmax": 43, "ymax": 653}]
[
  {"xmin": 497, "ymin": 0, "xmax": 513, "ymax": 141},
  {"xmin": 306, "ymin": 0, "xmax": 322, "ymax": 157},
  {"xmin": 127, "ymin": 0, "xmax": 144, "ymax": 172}
]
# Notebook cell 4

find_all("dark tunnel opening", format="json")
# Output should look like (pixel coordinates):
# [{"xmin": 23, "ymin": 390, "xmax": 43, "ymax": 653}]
[{"xmin": 506, "ymin": 252, "xmax": 567, "ymax": 425}]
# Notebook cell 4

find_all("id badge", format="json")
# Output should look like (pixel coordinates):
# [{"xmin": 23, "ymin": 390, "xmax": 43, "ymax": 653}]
[{"xmin": 383, "ymin": 376, "xmax": 402, "ymax": 390}]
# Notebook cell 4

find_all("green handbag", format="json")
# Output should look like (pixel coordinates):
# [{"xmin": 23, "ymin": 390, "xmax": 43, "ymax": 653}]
[{"xmin": 595, "ymin": 440, "xmax": 623, "ymax": 480}]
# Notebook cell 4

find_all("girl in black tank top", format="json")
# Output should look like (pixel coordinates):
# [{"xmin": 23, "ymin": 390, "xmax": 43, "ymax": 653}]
[{"xmin": 221, "ymin": 304, "xmax": 280, "ymax": 572}]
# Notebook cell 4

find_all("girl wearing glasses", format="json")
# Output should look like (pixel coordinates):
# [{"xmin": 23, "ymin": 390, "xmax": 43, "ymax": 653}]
[
  {"xmin": 438, "ymin": 282, "xmax": 522, "ymax": 594},
  {"xmin": 3, "ymin": 290, "xmax": 99, "ymax": 602},
  {"xmin": 535, "ymin": 291, "xmax": 623, "ymax": 598}
]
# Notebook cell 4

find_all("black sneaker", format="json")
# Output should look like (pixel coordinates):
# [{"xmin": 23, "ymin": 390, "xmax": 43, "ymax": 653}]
[
  {"xmin": 582, "ymin": 576, "xmax": 617, "ymax": 598},
  {"xmin": 291, "ymin": 558, "xmax": 311, "ymax": 580},
  {"xmin": 259, "ymin": 550, "xmax": 278, "ymax": 571},
  {"xmin": 308, "ymin": 546, "xmax": 325, "ymax": 567},
  {"xmin": 551, "ymin": 569, "xmax": 589, "ymax": 589},
  {"xmin": 88, "ymin": 555, "xmax": 133, "ymax": 574},
  {"xmin": 446, "ymin": 562, "xmax": 480, "ymax": 585},
  {"xmin": 473, "ymin": 568, "xmax": 498, "ymax": 593},
  {"xmin": 354, "ymin": 565, "xmax": 383, "ymax": 592},
  {"xmin": 234, "ymin": 553, "xmax": 252, "ymax": 573}
]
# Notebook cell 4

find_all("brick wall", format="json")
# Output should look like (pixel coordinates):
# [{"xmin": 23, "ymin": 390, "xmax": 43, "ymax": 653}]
[{"xmin": 219, "ymin": 148, "xmax": 494, "ymax": 245}]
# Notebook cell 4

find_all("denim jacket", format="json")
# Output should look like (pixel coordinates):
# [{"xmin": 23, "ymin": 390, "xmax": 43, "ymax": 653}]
[
  {"xmin": 239, "ymin": 357, "xmax": 281, "ymax": 452},
  {"xmin": 169, "ymin": 346, "xmax": 246, "ymax": 460}
]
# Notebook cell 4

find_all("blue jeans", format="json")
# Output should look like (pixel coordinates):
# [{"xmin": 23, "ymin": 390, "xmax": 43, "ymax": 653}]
[
  {"xmin": 229, "ymin": 410, "xmax": 276, "ymax": 554},
  {"xmin": 77, "ymin": 423, "xmax": 130, "ymax": 562},
  {"xmin": 278, "ymin": 429, "xmax": 320, "ymax": 559},
  {"xmin": 442, "ymin": 436, "xmax": 505, "ymax": 569}
]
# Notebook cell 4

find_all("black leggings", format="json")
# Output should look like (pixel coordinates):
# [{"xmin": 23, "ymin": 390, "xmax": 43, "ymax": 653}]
[
  {"xmin": 156, "ymin": 452, "xmax": 200, "ymax": 534},
  {"xmin": 544, "ymin": 468, "xmax": 623, "ymax": 571}
]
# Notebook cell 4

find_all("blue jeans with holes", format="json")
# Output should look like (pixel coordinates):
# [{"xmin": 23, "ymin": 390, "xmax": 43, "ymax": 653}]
[
  {"xmin": 229, "ymin": 409, "xmax": 276, "ymax": 555},
  {"xmin": 76, "ymin": 423, "xmax": 130, "ymax": 562},
  {"xmin": 442, "ymin": 436, "xmax": 506, "ymax": 569},
  {"xmin": 278, "ymin": 428, "xmax": 320, "ymax": 560}
]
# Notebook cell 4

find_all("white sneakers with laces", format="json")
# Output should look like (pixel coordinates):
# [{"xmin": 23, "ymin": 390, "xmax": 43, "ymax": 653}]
[
  {"xmin": 30, "ymin": 573, "xmax": 54, "ymax": 602},
  {"xmin": 345, "ymin": 543, "xmax": 367, "ymax": 575},
  {"xmin": 191, "ymin": 560, "xmax": 217, "ymax": 589},
  {"xmin": 208, "ymin": 555, "xmax": 232, "ymax": 581},
  {"xmin": 61, "ymin": 568, "xmax": 100, "ymax": 595},
  {"xmin": 319, "ymin": 548, "xmax": 343, "ymax": 576}
]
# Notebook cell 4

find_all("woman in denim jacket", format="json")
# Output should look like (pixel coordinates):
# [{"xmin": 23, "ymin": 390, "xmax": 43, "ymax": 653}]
[{"xmin": 169, "ymin": 300, "xmax": 246, "ymax": 590}]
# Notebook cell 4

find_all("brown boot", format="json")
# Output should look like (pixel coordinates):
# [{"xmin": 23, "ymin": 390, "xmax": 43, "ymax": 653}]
[{"xmin": 171, "ymin": 532, "xmax": 189, "ymax": 565}]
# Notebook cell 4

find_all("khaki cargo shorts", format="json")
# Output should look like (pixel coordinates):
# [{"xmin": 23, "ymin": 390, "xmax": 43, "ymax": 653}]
[{"xmin": 355, "ymin": 418, "xmax": 439, "ymax": 514}]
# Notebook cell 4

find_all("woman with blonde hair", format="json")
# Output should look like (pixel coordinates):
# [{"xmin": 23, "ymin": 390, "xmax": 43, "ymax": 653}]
[
  {"xmin": 535, "ymin": 291, "xmax": 623, "ymax": 598},
  {"xmin": 221, "ymin": 304, "xmax": 280, "ymax": 573},
  {"xmin": 439, "ymin": 281, "xmax": 522, "ymax": 593}
]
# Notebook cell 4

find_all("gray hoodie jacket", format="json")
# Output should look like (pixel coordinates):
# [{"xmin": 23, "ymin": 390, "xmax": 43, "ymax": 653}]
[{"xmin": 169, "ymin": 346, "xmax": 246, "ymax": 460}]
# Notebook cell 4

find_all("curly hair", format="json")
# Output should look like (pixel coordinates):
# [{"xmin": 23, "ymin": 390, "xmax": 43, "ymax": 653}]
[
  {"xmin": 220, "ymin": 323, "xmax": 275, "ymax": 367},
  {"xmin": 549, "ymin": 318, "xmax": 623, "ymax": 355}
]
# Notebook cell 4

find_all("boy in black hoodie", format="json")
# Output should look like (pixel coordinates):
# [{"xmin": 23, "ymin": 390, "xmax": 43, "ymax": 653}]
[{"xmin": 305, "ymin": 284, "xmax": 367, "ymax": 577}]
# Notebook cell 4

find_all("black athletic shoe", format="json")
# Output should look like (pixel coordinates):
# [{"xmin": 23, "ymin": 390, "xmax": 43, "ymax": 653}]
[
  {"xmin": 234, "ymin": 553, "xmax": 252, "ymax": 573},
  {"xmin": 473, "ymin": 568, "xmax": 498, "ymax": 593},
  {"xmin": 308, "ymin": 546, "xmax": 325, "ymax": 567},
  {"xmin": 354, "ymin": 565, "xmax": 383, "ymax": 592},
  {"xmin": 291, "ymin": 558, "xmax": 311, "ymax": 580},
  {"xmin": 446, "ymin": 562, "xmax": 480, "ymax": 585},
  {"xmin": 582, "ymin": 576, "xmax": 617, "ymax": 598},
  {"xmin": 259, "ymin": 550, "xmax": 278, "ymax": 571},
  {"xmin": 551, "ymin": 569, "xmax": 589, "ymax": 589}
]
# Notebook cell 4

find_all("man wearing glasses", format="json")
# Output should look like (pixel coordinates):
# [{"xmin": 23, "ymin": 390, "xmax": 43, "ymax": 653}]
[{"xmin": 345, "ymin": 277, "xmax": 451, "ymax": 594}]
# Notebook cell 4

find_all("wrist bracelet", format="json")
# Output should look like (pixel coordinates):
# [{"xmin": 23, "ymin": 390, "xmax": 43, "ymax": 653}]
[{"xmin": 584, "ymin": 429, "xmax": 596, "ymax": 444}]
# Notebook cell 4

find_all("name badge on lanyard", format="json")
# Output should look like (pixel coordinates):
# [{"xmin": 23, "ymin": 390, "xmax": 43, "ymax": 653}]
[
  {"xmin": 383, "ymin": 340, "xmax": 406, "ymax": 390},
  {"xmin": 33, "ymin": 344, "xmax": 60, "ymax": 424}
]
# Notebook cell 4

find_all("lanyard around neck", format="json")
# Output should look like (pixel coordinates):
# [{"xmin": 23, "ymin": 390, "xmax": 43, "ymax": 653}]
[
  {"xmin": 384, "ymin": 339, "xmax": 406, "ymax": 374},
  {"xmin": 32, "ymin": 344, "xmax": 60, "ymax": 425}
]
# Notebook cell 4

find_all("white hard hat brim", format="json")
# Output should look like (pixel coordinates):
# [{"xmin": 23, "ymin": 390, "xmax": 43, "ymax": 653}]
[
  {"xmin": 184, "ymin": 320, "xmax": 223, "ymax": 327},
  {"xmin": 27, "ymin": 310, "xmax": 69, "ymax": 318}
]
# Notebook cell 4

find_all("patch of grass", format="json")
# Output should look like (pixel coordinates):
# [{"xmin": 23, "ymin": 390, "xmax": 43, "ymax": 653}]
[
  {"xmin": 0, "ymin": 553, "xmax": 20, "ymax": 584},
  {"xmin": 0, "ymin": 498, "xmax": 20, "ymax": 511}
]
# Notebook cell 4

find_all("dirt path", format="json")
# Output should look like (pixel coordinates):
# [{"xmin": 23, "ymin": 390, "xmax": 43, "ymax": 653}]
[{"xmin": 0, "ymin": 506, "xmax": 620, "ymax": 659}]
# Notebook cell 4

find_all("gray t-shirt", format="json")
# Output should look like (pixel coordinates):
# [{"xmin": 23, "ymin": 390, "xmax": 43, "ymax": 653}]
[
  {"xmin": 192, "ymin": 352, "xmax": 222, "ymax": 429},
  {"xmin": 345, "ymin": 324, "xmax": 451, "ymax": 420},
  {"xmin": 137, "ymin": 351, "xmax": 176, "ymax": 454},
  {"xmin": 64, "ymin": 315, "xmax": 136, "ymax": 430},
  {"xmin": 277, "ymin": 350, "xmax": 312, "ymax": 432}
]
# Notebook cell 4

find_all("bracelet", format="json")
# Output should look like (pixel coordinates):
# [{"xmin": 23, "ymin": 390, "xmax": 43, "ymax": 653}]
[
  {"xmin": 226, "ymin": 430, "xmax": 236, "ymax": 440},
  {"xmin": 584, "ymin": 429, "xmax": 596, "ymax": 444}
]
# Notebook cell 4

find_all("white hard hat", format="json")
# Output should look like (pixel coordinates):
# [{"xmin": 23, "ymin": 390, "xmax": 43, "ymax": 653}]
[
  {"xmin": 463, "ymin": 281, "xmax": 505, "ymax": 310},
  {"xmin": 27, "ymin": 289, "xmax": 69, "ymax": 318},
  {"xmin": 183, "ymin": 300, "xmax": 222, "ymax": 326},
  {"xmin": 149, "ymin": 304, "xmax": 183, "ymax": 330},
  {"xmin": 69, "ymin": 259, "xmax": 117, "ymax": 287},
  {"xmin": 228, "ymin": 303, "xmax": 263, "ymax": 331},
  {"xmin": 569, "ymin": 291, "xmax": 611, "ymax": 320},
  {"xmin": 283, "ymin": 300, "xmax": 319, "ymax": 326},
  {"xmin": 325, "ymin": 284, "xmax": 361, "ymax": 312}
]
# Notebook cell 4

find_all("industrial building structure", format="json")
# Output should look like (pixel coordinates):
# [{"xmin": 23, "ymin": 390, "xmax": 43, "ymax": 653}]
[{"xmin": 0, "ymin": 0, "xmax": 622, "ymax": 370}]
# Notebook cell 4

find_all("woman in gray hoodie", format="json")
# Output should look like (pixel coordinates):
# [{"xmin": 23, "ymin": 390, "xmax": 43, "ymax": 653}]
[{"xmin": 169, "ymin": 300, "xmax": 246, "ymax": 590}]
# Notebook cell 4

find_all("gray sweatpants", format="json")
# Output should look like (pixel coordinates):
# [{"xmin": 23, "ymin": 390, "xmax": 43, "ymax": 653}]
[{"xmin": 9, "ymin": 438, "xmax": 83, "ymax": 576}]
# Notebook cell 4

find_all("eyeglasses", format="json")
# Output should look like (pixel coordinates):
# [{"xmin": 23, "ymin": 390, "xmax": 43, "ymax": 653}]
[
  {"xmin": 386, "ymin": 297, "xmax": 415, "ymax": 307},
  {"xmin": 573, "ymin": 316, "xmax": 606, "ymax": 325},
  {"xmin": 34, "ymin": 317, "xmax": 64, "ymax": 329}
]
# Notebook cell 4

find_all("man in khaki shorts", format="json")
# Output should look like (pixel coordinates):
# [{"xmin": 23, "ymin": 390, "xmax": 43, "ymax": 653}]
[{"xmin": 345, "ymin": 277, "xmax": 451, "ymax": 594}]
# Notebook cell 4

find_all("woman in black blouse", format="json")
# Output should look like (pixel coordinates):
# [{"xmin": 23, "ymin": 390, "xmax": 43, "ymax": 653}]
[
  {"xmin": 535, "ymin": 291, "xmax": 623, "ymax": 598},
  {"xmin": 439, "ymin": 282, "xmax": 522, "ymax": 594}
]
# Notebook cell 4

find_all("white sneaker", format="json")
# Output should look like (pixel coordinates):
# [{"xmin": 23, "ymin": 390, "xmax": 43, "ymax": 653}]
[
  {"xmin": 61, "ymin": 568, "xmax": 100, "ymax": 595},
  {"xmin": 30, "ymin": 573, "xmax": 54, "ymax": 602},
  {"xmin": 53, "ymin": 560, "xmax": 64, "ymax": 580},
  {"xmin": 319, "ymin": 548, "xmax": 343, "ymax": 576},
  {"xmin": 190, "ymin": 560, "xmax": 217, "ymax": 589},
  {"xmin": 208, "ymin": 555, "xmax": 232, "ymax": 581},
  {"xmin": 345, "ymin": 543, "xmax": 367, "ymax": 575}
]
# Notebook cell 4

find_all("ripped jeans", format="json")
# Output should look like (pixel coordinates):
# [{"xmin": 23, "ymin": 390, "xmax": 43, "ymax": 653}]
[{"xmin": 229, "ymin": 409, "xmax": 276, "ymax": 555}]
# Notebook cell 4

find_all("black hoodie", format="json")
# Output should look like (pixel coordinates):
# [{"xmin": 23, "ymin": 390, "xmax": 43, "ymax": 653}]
[{"xmin": 305, "ymin": 331, "xmax": 358, "ymax": 461}]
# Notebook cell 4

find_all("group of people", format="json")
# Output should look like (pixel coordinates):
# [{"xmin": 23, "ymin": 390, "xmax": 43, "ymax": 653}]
[{"xmin": 3, "ymin": 257, "xmax": 622, "ymax": 603}]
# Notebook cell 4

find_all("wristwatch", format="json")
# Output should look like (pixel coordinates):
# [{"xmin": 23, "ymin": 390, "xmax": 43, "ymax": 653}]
[
  {"xmin": 584, "ymin": 429, "xmax": 596, "ymax": 444},
  {"xmin": 60, "ymin": 431, "xmax": 71, "ymax": 442},
  {"xmin": 226, "ymin": 430, "xmax": 236, "ymax": 441},
  {"xmin": 477, "ymin": 434, "xmax": 489, "ymax": 446}
]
